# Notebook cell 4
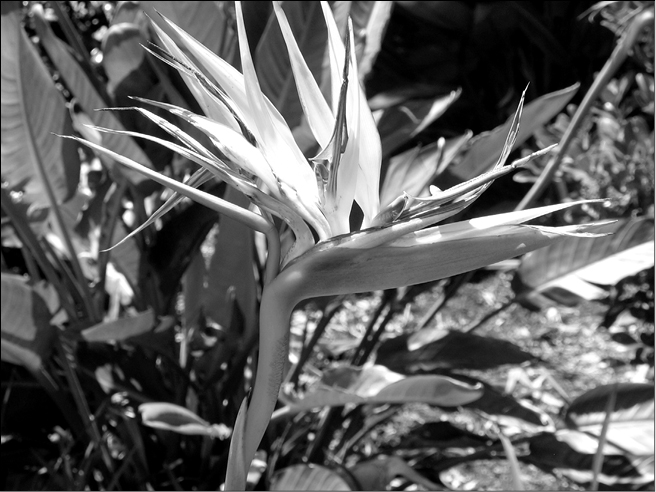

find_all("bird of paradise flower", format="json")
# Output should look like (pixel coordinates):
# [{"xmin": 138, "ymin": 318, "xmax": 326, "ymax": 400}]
[{"xmin": 62, "ymin": 2, "xmax": 612, "ymax": 489}]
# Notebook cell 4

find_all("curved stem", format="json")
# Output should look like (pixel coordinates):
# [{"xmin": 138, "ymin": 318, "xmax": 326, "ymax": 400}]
[
  {"xmin": 516, "ymin": 8, "xmax": 655, "ymax": 210},
  {"xmin": 225, "ymin": 277, "xmax": 299, "ymax": 490}
]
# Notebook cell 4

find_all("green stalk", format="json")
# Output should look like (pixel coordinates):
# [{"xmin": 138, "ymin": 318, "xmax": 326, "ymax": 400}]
[
  {"xmin": 517, "ymin": 8, "xmax": 655, "ymax": 210},
  {"xmin": 591, "ymin": 384, "xmax": 617, "ymax": 491}
]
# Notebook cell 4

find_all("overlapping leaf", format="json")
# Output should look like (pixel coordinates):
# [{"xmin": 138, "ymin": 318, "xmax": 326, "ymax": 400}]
[{"xmin": 513, "ymin": 217, "xmax": 654, "ymax": 308}]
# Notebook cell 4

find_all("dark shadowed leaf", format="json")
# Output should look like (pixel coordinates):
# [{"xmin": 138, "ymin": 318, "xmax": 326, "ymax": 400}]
[
  {"xmin": 377, "ymin": 89, "xmax": 460, "ymax": 160},
  {"xmin": 270, "ymin": 464, "xmax": 355, "ymax": 491},
  {"xmin": 444, "ymin": 375, "xmax": 554, "ymax": 432},
  {"xmin": 348, "ymin": 455, "xmax": 442, "ymax": 491},
  {"xmin": 2, "ymin": 7, "xmax": 80, "ymax": 232},
  {"xmin": 201, "ymin": 187, "xmax": 257, "ymax": 339},
  {"xmin": 565, "ymin": 383, "xmax": 654, "ymax": 456},
  {"xmin": 527, "ymin": 430, "xmax": 654, "ymax": 488},
  {"xmin": 441, "ymin": 83, "xmax": 580, "ymax": 186},
  {"xmin": 397, "ymin": 421, "xmax": 491, "ymax": 450},
  {"xmin": 375, "ymin": 328, "xmax": 537, "ymax": 372},
  {"xmin": 81, "ymin": 309, "xmax": 155, "ymax": 342},
  {"xmin": 138, "ymin": 402, "xmax": 230, "ymax": 439},
  {"xmin": 512, "ymin": 217, "xmax": 655, "ymax": 309},
  {"xmin": 140, "ymin": 1, "xmax": 229, "ymax": 58},
  {"xmin": 1, "ymin": 273, "xmax": 57, "ymax": 371}
]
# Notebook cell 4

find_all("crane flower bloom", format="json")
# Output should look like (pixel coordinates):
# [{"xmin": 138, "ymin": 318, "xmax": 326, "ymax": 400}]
[{"xmin": 64, "ymin": 2, "xmax": 612, "ymax": 489}]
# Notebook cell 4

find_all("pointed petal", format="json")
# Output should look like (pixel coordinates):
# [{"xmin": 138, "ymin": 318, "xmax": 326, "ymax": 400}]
[
  {"xmin": 272, "ymin": 1, "xmax": 334, "ymax": 147},
  {"xmin": 147, "ymin": 18, "xmax": 244, "ymax": 132},
  {"xmin": 104, "ymin": 168, "xmax": 213, "ymax": 252},
  {"xmin": 59, "ymin": 135, "xmax": 271, "ymax": 234},
  {"xmin": 234, "ymin": 2, "xmax": 330, "ymax": 240},
  {"xmin": 321, "ymin": 4, "xmax": 381, "ymax": 225}
]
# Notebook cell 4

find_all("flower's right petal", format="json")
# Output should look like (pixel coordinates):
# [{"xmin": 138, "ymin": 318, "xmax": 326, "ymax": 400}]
[{"xmin": 321, "ymin": 3, "xmax": 381, "ymax": 226}]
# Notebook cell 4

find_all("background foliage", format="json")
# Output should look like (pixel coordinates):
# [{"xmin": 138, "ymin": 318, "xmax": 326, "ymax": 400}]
[{"xmin": 1, "ymin": 1, "xmax": 654, "ymax": 490}]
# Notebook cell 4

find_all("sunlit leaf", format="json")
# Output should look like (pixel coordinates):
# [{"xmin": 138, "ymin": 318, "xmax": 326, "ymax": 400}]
[
  {"xmin": 513, "ymin": 217, "xmax": 654, "ymax": 308},
  {"xmin": 138, "ymin": 402, "xmax": 231, "ymax": 439},
  {"xmin": 566, "ymin": 383, "xmax": 655, "ymax": 456},
  {"xmin": 527, "ymin": 430, "xmax": 654, "ymax": 488},
  {"xmin": 272, "ymin": 366, "xmax": 482, "ymax": 420},
  {"xmin": 2, "ymin": 7, "xmax": 80, "ymax": 230},
  {"xmin": 270, "ymin": 464, "xmax": 355, "ymax": 490}
]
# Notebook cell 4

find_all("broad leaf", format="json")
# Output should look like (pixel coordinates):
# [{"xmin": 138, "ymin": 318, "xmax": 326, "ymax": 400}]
[
  {"xmin": 442, "ymin": 83, "xmax": 580, "ymax": 187},
  {"xmin": 512, "ymin": 217, "xmax": 655, "ymax": 308},
  {"xmin": 200, "ymin": 147, "xmax": 259, "ymax": 342},
  {"xmin": 1, "ymin": 273, "xmax": 57, "ymax": 371},
  {"xmin": 527, "ymin": 430, "xmax": 654, "ymax": 488},
  {"xmin": 81, "ymin": 309, "xmax": 155, "ymax": 342},
  {"xmin": 2, "ymin": 7, "xmax": 80, "ymax": 233},
  {"xmin": 138, "ymin": 402, "xmax": 231, "ymax": 439},
  {"xmin": 445, "ymin": 375, "xmax": 554, "ymax": 432},
  {"xmin": 349, "ymin": 456, "xmax": 441, "ymax": 491},
  {"xmin": 272, "ymin": 365, "xmax": 482, "ymax": 420},
  {"xmin": 566, "ymin": 383, "xmax": 655, "ymax": 456},
  {"xmin": 375, "ymin": 328, "xmax": 536, "ymax": 372},
  {"xmin": 270, "ymin": 464, "xmax": 354, "ymax": 491},
  {"xmin": 397, "ymin": 421, "xmax": 490, "ymax": 450},
  {"xmin": 31, "ymin": 5, "xmax": 153, "ymax": 187}
]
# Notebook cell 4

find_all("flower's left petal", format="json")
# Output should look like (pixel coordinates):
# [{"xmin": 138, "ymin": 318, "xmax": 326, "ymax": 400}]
[{"xmin": 235, "ymin": 2, "xmax": 330, "ymax": 239}]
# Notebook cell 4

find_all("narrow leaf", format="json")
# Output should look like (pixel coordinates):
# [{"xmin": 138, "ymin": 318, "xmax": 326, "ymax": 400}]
[
  {"xmin": 272, "ymin": 367, "xmax": 482, "ymax": 420},
  {"xmin": 81, "ymin": 309, "xmax": 155, "ymax": 342},
  {"xmin": 2, "ymin": 8, "xmax": 79, "ymax": 216},
  {"xmin": 139, "ymin": 402, "xmax": 231, "ymax": 439},
  {"xmin": 31, "ymin": 5, "xmax": 153, "ymax": 186},
  {"xmin": 375, "ymin": 329, "xmax": 536, "ymax": 372}
]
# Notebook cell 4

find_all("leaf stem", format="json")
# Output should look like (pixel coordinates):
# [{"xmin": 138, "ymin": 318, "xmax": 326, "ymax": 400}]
[{"xmin": 516, "ymin": 8, "xmax": 655, "ymax": 210}]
